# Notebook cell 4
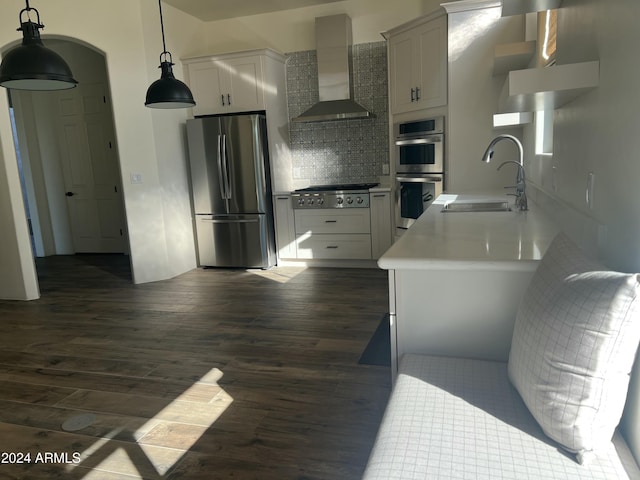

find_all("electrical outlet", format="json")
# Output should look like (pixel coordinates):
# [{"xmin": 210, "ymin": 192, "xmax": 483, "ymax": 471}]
[{"xmin": 382, "ymin": 163, "xmax": 390, "ymax": 175}]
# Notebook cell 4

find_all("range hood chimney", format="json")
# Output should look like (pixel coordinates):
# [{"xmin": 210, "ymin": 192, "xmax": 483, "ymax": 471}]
[{"xmin": 292, "ymin": 14, "xmax": 375, "ymax": 123}]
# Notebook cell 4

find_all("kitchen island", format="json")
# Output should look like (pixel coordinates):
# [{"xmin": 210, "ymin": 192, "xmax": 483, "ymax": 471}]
[{"xmin": 378, "ymin": 192, "xmax": 559, "ymax": 377}]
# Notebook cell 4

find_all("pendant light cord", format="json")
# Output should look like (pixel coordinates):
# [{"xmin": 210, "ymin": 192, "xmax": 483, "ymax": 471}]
[{"xmin": 157, "ymin": 0, "xmax": 171, "ymax": 63}]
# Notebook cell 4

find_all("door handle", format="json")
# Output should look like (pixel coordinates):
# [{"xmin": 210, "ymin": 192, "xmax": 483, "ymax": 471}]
[
  {"xmin": 217, "ymin": 135, "xmax": 226, "ymax": 198},
  {"xmin": 395, "ymin": 136, "xmax": 442, "ymax": 146},
  {"xmin": 221, "ymin": 133, "xmax": 232, "ymax": 199},
  {"xmin": 201, "ymin": 218, "xmax": 258, "ymax": 224},
  {"xmin": 65, "ymin": 191, "xmax": 75, "ymax": 197},
  {"xmin": 396, "ymin": 175, "xmax": 443, "ymax": 183}
]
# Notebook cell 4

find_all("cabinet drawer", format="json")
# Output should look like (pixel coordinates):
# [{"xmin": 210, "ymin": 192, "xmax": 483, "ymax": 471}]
[
  {"xmin": 295, "ymin": 234, "xmax": 372, "ymax": 259},
  {"xmin": 294, "ymin": 209, "xmax": 371, "ymax": 234}
]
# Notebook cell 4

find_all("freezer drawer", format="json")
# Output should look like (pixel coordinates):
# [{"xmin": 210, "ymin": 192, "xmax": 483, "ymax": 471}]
[{"xmin": 195, "ymin": 214, "xmax": 274, "ymax": 268}]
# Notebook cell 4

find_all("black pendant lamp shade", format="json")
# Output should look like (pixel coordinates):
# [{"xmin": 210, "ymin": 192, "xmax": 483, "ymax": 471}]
[
  {"xmin": 0, "ymin": 2, "xmax": 78, "ymax": 91},
  {"xmin": 145, "ymin": 54, "xmax": 195, "ymax": 108},
  {"xmin": 145, "ymin": 0, "xmax": 195, "ymax": 109}
]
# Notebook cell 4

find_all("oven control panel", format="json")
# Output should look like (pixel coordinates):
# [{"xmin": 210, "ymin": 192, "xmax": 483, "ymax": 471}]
[{"xmin": 291, "ymin": 192, "xmax": 370, "ymax": 209}]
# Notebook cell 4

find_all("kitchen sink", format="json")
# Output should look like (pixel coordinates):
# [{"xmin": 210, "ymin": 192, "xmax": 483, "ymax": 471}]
[{"xmin": 441, "ymin": 201, "xmax": 512, "ymax": 213}]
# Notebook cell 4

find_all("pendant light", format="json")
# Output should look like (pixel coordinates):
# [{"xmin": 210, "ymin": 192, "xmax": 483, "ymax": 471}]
[
  {"xmin": 0, "ymin": 1, "xmax": 77, "ymax": 91},
  {"xmin": 145, "ymin": 0, "xmax": 195, "ymax": 109}
]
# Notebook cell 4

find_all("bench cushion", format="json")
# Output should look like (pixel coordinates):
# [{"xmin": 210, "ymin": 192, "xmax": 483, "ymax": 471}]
[{"xmin": 363, "ymin": 354, "xmax": 640, "ymax": 480}]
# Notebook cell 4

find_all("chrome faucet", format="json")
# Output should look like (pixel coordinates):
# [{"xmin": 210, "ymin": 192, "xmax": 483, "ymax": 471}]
[{"xmin": 481, "ymin": 134, "xmax": 528, "ymax": 211}]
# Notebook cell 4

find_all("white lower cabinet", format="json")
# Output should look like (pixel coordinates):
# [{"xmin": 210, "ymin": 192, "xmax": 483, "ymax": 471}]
[
  {"xmin": 370, "ymin": 191, "xmax": 393, "ymax": 258},
  {"xmin": 273, "ymin": 195, "xmax": 297, "ymax": 260},
  {"xmin": 294, "ymin": 209, "xmax": 372, "ymax": 260}
]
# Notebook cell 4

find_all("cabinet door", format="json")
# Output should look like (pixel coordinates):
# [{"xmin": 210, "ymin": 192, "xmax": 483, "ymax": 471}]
[
  {"xmin": 388, "ymin": 32, "xmax": 418, "ymax": 115},
  {"xmin": 224, "ymin": 56, "xmax": 265, "ymax": 113},
  {"xmin": 370, "ymin": 192, "xmax": 393, "ymax": 258},
  {"xmin": 186, "ymin": 55, "xmax": 266, "ymax": 116},
  {"xmin": 187, "ymin": 61, "xmax": 226, "ymax": 116},
  {"xmin": 416, "ymin": 15, "xmax": 447, "ymax": 109},
  {"xmin": 387, "ymin": 14, "xmax": 448, "ymax": 114},
  {"xmin": 273, "ymin": 195, "xmax": 297, "ymax": 259}
]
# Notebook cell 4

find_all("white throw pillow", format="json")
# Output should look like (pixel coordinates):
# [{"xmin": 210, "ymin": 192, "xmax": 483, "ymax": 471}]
[{"xmin": 508, "ymin": 233, "xmax": 640, "ymax": 464}]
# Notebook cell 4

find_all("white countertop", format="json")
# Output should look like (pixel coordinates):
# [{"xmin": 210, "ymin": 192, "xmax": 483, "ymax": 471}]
[{"xmin": 378, "ymin": 191, "xmax": 559, "ymax": 271}]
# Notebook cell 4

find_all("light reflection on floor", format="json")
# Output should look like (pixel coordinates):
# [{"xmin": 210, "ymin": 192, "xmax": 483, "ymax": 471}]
[{"xmin": 65, "ymin": 368, "xmax": 233, "ymax": 478}]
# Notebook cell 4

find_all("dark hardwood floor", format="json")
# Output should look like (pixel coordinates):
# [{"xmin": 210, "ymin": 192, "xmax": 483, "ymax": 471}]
[{"xmin": 0, "ymin": 255, "xmax": 391, "ymax": 479}]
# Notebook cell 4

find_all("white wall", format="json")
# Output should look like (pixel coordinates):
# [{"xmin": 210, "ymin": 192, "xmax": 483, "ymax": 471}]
[
  {"xmin": 524, "ymin": 0, "xmax": 640, "ymax": 272},
  {"xmin": 518, "ymin": 0, "xmax": 640, "ymax": 463},
  {"xmin": 191, "ymin": 0, "xmax": 438, "ymax": 56},
  {"xmin": 141, "ymin": 1, "xmax": 202, "ymax": 278},
  {"xmin": 447, "ymin": 6, "xmax": 524, "ymax": 192}
]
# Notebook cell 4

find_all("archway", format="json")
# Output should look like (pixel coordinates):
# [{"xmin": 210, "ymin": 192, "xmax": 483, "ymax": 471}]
[{"xmin": 6, "ymin": 37, "xmax": 131, "ymax": 280}]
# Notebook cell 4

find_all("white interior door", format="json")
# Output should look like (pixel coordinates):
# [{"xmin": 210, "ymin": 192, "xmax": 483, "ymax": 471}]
[{"xmin": 57, "ymin": 83, "xmax": 126, "ymax": 253}]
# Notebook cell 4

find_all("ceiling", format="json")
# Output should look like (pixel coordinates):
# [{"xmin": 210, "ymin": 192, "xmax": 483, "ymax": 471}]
[{"xmin": 163, "ymin": 0, "xmax": 344, "ymax": 22}]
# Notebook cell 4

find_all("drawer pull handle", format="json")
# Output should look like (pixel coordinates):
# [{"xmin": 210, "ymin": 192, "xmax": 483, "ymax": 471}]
[
  {"xmin": 324, "ymin": 220, "xmax": 337, "ymax": 223},
  {"xmin": 326, "ymin": 246, "xmax": 339, "ymax": 249}
]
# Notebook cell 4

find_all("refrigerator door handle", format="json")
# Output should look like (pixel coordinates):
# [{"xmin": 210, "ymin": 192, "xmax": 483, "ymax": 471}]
[
  {"xmin": 216, "ymin": 134, "xmax": 227, "ymax": 199},
  {"xmin": 221, "ymin": 133, "xmax": 232, "ymax": 199},
  {"xmin": 200, "ymin": 218, "xmax": 259, "ymax": 224}
]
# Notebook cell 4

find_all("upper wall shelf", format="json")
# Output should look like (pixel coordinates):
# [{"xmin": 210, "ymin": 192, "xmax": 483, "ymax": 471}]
[
  {"xmin": 493, "ymin": 112, "xmax": 533, "ymax": 128},
  {"xmin": 493, "ymin": 40, "xmax": 536, "ymax": 75},
  {"xmin": 501, "ymin": 0, "xmax": 563, "ymax": 17},
  {"xmin": 498, "ymin": 60, "xmax": 599, "ymax": 113}
]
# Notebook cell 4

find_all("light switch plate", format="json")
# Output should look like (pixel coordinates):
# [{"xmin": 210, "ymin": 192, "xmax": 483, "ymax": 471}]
[{"xmin": 130, "ymin": 173, "xmax": 143, "ymax": 184}]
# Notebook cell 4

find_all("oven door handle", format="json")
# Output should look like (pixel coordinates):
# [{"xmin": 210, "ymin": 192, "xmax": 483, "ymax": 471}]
[
  {"xmin": 396, "ymin": 175, "xmax": 443, "ymax": 183},
  {"xmin": 395, "ymin": 136, "xmax": 442, "ymax": 146}
]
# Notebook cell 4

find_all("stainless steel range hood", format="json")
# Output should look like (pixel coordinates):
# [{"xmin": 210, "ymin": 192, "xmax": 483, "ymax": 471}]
[{"xmin": 292, "ymin": 14, "xmax": 375, "ymax": 123}]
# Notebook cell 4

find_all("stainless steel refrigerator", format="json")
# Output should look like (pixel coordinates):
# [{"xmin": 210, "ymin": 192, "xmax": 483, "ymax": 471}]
[{"xmin": 186, "ymin": 113, "xmax": 276, "ymax": 268}]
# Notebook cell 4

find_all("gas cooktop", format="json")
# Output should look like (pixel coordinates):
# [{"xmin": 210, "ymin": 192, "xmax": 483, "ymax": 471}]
[
  {"xmin": 291, "ymin": 183, "xmax": 378, "ymax": 209},
  {"xmin": 294, "ymin": 182, "xmax": 379, "ymax": 193}
]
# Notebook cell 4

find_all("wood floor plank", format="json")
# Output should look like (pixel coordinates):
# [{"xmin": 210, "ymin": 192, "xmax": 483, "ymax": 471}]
[{"xmin": 0, "ymin": 256, "xmax": 390, "ymax": 479}]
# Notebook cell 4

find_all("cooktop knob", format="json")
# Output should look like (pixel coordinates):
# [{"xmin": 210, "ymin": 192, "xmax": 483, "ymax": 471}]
[
  {"xmin": 356, "ymin": 197, "xmax": 364, "ymax": 204},
  {"xmin": 336, "ymin": 197, "xmax": 344, "ymax": 205},
  {"xmin": 318, "ymin": 198, "xmax": 325, "ymax": 205},
  {"xmin": 346, "ymin": 197, "xmax": 353, "ymax": 204}
]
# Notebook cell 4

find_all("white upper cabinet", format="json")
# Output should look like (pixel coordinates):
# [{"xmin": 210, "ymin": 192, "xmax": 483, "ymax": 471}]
[
  {"xmin": 184, "ymin": 52, "xmax": 266, "ymax": 116},
  {"xmin": 385, "ymin": 11, "xmax": 448, "ymax": 115}
]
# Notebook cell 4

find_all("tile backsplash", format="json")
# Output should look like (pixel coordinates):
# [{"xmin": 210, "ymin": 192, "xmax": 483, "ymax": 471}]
[{"xmin": 286, "ymin": 41, "xmax": 389, "ymax": 186}]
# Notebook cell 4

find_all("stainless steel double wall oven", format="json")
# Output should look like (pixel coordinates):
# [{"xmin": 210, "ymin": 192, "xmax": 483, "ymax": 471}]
[{"xmin": 394, "ymin": 116, "xmax": 445, "ymax": 230}]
